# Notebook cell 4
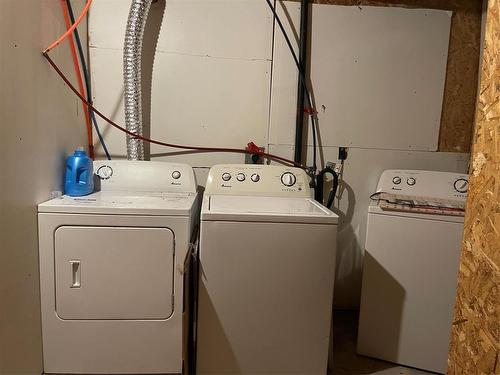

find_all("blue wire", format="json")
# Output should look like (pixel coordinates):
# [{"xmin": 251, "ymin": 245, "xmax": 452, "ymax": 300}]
[{"xmin": 66, "ymin": 0, "xmax": 111, "ymax": 160}]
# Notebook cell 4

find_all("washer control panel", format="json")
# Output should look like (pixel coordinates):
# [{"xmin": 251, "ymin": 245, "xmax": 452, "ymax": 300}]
[
  {"xmin": 205, "ymin": 164, "xmax": 312, "ymax": 197},
  {"xmin": 94, "ymin": 160, "xmax": 197, "ymax": 193},
  {"xmin": 377, "ymin": 170, "xmax": 469, "ymax": 200}
]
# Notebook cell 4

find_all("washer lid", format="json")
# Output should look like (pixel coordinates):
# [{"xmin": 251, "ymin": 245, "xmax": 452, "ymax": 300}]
[
  {"xmin": 202, "ymin": 195, "xmax": 338, "ymax": 224},
  {"xmin": 38, "ymin": 191, "xmax": 197, "ymax": 216}
]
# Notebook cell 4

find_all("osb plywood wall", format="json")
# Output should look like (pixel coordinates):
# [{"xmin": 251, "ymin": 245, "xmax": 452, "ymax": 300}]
[
  {"xmin": 290, "ymin": 0, "xmax": 482, "ymax": 152},
  {"xmin": 448, "ymin": 0, "xmax": 500, "ymax": 373}
]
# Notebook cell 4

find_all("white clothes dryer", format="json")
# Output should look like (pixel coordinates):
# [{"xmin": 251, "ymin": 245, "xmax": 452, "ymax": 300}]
[
  {"xmin": 38, "ymin": 161, "xmax": 199, "ymax": 374},
  {"xmin": 196, "ymin": 164, "xmax": 338, "ymax": 374}
]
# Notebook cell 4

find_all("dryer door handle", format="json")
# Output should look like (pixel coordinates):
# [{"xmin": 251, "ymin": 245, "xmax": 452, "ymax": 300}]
[{"xmin": 70, "ymin": 260, "xmax": 81, "ymax": 288}]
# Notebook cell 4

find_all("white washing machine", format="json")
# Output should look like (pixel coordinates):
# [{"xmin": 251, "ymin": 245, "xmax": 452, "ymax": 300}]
[
  {"xmin": 357, "ymin": 170, "xmax": 469, "ymax": 374},
  {"xmin": 196, "ymin": 164, "xmax": 338, "ymax": 374},
  {"xmin": 38, "ymin": 161, "xmax": 199, "ymax": 374}
]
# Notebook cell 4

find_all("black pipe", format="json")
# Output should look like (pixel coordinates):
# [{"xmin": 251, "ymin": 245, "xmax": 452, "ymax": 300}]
[
  {"xmin": 294, "ymin": 0, "xmax": 309, "ymax": 164},
  {"xmin": 314, "ymin": 167, "xmax": 339, "ymax": 209}
]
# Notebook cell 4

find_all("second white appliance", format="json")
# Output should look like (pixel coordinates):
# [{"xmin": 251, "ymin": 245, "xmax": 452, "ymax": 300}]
[
  {"xmin": 357, "ymin": 170, "xmax": 468, "ymax": 373},
  {"xmin": 196, "ymin": 164, "xmax": 339, "ymax": 374}
]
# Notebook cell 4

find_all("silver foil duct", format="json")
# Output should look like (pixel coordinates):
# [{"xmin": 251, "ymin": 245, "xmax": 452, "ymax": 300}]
[{"xmin": 123, "ymin": 0, "xmax": 153, "ymax": 160}]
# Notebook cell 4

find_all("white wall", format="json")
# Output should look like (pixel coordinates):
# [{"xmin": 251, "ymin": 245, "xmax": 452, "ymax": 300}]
[
  {"xmin": 89, "ymin": 0, "xmax": 469, "ymax": 308},
  {"xmin": 89, "ymin": 0, "xmax": 273, "ymax": 165},
  {"xmin": 270, "ymin": 3, "xmax": 451, "ymax": 151},
  {"xmin": 0, "ymin": 1, "xmax": 88, "ymax": 373}
]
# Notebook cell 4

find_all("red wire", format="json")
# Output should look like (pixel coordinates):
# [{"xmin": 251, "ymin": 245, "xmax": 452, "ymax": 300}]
[
  {"xmin": 60, "ymin": 0, "xmax": 94, "ymax": 159},
  {"xmin": 42, "ymin": 52, "xmax": 306, "ymax": 169}
]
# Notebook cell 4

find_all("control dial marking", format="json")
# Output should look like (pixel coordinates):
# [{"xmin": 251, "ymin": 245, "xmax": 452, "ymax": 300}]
[
  {"xmin": 281, "ymin": 172, "xmax": 297, "ymax": 187},
  {"xmin": 454, "ymin": 178, "xmax": 468, "ymax": 194},
  {"xmin": 96, "ymin": 165, "xmax": 113, "ymax": 180}
]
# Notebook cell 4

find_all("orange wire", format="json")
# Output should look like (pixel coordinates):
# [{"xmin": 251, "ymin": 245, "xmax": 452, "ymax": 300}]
[
  {"xmin": 45, "ymin": 0, "xmax": 92, "ymax": 53},
  {"xmin": 60, "ymin": 0, "xmax": 94, "ymax": 158}
]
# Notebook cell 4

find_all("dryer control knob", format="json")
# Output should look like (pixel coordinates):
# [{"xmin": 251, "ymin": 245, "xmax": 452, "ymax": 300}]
[
  {"xmin": 454, "ymin": 178, "xmax": 469, "ymax": 194},
  {"xmin": 236, "ymin": 173, "xmax": 246, "ymax": 182},
  {"xmin": 281, "ymin": 172, "xmax": 296, "ymax": 187},
  {"xmin": 251, "ymin": 174, "xmax": 260, "ymax": 182},
  {"xmin": 172, "ymin": 171, "xmax": 181, "ymax": 180},
  {"xmin": 222, "ymin": 172, "xmax": 232, "ymax": 182},
  {"xmin": 407, "ymin": 177, "xmax": 416, "ymax": 186},
  {"xmin": 97, "ymin": 165, "xmax": 113, "ymax": 180}
]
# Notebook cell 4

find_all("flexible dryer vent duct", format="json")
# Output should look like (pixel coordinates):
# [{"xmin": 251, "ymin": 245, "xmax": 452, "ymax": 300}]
[{"xmin": 123, "ymin": 0, "xmax": 153, "ymax": 160}]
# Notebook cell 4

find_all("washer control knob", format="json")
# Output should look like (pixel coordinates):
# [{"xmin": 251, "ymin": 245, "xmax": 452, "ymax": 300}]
[
  {"xmin": 407, "ymin": 177, "xmax": 416, "ymax": 186},
  {"xmin": 96, "ymin": 165, "xmax": 113, "ymax": 180},
  {"xmin": 281, "ymin": 172, "xmax": 297, "ymax": 187},
  {"xmin": 236, "ymin": 173, "xmax": 246, "ymax": 182},
  {"xmin": 222, "ymin": 172, "xmax": 232, "ymax": 182},
  {"xmin": 172, "ymin": 170, "xmax": 181, "ymax": 180},
  {"xmin": 392, "ymin": 176, "xmax": 402, "ymax": 185},
  {"xmin": 454, "ymin": 178, "xmax": 469, "ymax": 194},
  {"xmin": 251, "ymin": 174, "xmax": 260, "ymax": 183}
]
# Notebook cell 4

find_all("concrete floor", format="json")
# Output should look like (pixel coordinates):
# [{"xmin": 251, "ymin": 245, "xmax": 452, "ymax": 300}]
[{"xmin": 330, "ymin": 311, "xmax": 434, "ymax": 375}]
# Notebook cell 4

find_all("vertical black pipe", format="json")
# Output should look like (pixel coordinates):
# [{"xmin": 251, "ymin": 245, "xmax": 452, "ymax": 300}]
[{"xmin": 294, "ymin": 0, "xmax": 309, "ymax": 164}]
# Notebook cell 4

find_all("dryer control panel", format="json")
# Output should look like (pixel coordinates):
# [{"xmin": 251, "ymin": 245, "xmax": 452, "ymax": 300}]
[
  {"xmin": 205, "ymin": 164, "xmax": 312, "ymax": 197},
  {"xmin": 377, "ymin": 170, "xmax": 469, "ymax": 200},
  {"xmin": 94, "ymin": 160, "xmax": 197, "ymax": 193}
]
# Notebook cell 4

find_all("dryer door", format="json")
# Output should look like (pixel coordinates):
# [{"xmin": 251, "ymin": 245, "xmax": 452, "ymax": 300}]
[{"xmin": 54, "ymin": 226, "xmax": 174, "ymax": 320}]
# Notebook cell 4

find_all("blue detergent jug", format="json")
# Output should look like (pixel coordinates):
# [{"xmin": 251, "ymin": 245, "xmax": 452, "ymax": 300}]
[{"xmin": 64, "ymin": 148, "xmax": 94, "ymax": 196}]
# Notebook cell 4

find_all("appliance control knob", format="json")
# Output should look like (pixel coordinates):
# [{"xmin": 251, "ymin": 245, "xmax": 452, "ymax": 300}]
[
  {"xmin": 222, "ymin": 172, "xmax": 232, "ymax": 182},
  {"xmin": 454, "ymin": 178, "xmax": 469, "ymax": 194},
  {"xmin": 236, "ymin": 173, "xmax": 246, "ymax": 182},
  {"xmin": 251, "ymin": 174, "xmax": 260, "ymax": 182},
  {"xmin": 96, "ymin": 165, "xmax": 113, "ymax": 180},
  {"xmin": 281, "ymin": 172, "xmax": 296, "ymax": 187},
  {"xmin": 172, "ymin": 170, "xmax": 181, "ymax": 180},
  {"xmin": 392, "ymin": 176, "xmax": 402, "ymax": 185},
  {"xmin": 407, "ymin": 177, "xmax": 416, "ymax": 186}
]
